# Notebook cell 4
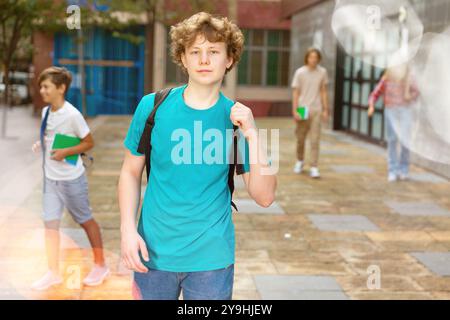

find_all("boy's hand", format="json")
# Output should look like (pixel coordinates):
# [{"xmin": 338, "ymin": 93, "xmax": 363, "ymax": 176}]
[
  {"xmin": 32, "ymin": 141, "xmax": 41, "ymax": 153},
  {"xmin": 230, "ymin": 102, "xmax": 257, "ymax": 137},
  {"xmin": 368, "ymin": 104, "xmax": 375, "ymax": 117},
  {"xmin": 121, "ymin": 229, "xmax": 149, "ymax": 273},
  {"xmin": 404, "ymin": 92, "xmax": 412, "ymax": 102},
  {"xmin": 292, "ymin": 110, "xmax": 301, "ymax": 121},
  {"xmin": 322, "ymin": 109, "xmax": 329, "ymax": 122},
  {"xmin": 50, "ymin": 149, "xmax": 68, "ymax": 161}
]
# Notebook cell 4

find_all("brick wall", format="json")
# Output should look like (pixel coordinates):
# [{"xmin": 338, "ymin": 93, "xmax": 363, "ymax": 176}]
[{"xmin": 32, "ymin": 31, "xmax": 54, "ymax": 115}]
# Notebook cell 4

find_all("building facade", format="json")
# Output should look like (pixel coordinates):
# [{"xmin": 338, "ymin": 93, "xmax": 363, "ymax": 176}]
[
  {"xmin": 32, "ymin": 0, "xmax": 292, "ymax": 117},
  {"xmin": 283, "ymin": 0, "xmax": 450, "ymax": 178}
]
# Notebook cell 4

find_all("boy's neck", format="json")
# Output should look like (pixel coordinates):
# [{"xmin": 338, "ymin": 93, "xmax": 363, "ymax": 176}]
[
  {"xmin": 50, "ymin": 98, "xmax": 65, "ymax": 112},
  {"xmin": 183, "ymin": 80, "xmax": 221, "ymax": 110}
]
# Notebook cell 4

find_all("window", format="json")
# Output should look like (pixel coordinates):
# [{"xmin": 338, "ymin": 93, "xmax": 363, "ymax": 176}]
[{"xmin": 238, "ymin": 29, "xmax": 291, "ymax": 87}]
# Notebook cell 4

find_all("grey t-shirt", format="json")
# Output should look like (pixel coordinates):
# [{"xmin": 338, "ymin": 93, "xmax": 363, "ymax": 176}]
[{"xmin": 291, "ymin": 65, "xmax": 329, "ymax": 111}]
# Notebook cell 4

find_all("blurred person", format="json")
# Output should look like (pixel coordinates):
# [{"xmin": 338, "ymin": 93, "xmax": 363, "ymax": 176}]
[
  {"xmin": 31, "ymin": 67, "xmax": 109, "ymax": 290},
  {"xmin": 368, "ymin": 64, "xmax": 419, "ymax": 182},
  {"xmin": 291, "ymin": 48, "xmax": 329, "ymax": 178}
]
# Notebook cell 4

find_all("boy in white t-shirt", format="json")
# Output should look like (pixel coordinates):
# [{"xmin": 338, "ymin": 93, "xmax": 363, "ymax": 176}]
[{"xmin": 31, "ymin": 67, "xmax": 109, "ymax": 290}]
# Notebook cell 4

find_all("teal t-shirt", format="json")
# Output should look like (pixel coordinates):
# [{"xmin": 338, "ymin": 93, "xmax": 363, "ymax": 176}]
[{"xmin": 124, "ymin": 84, "xmax": 250, "ymax": 272}]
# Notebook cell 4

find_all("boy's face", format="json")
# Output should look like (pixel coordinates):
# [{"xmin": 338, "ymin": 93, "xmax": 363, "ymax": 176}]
[
  {"xmin": 181, "ymin": 34, "xmax": 233, "ymax": 85},
  {"xmin": 39, "ymin": 78, "xmax": 65, "ymax": 104},
  {"xmin": 306, "ymin": 52, "xmax": 320, "ymax": 67}
]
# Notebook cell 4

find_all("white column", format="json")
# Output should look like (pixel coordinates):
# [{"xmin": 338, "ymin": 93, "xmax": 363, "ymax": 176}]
[{"xmin": 153, "ymin": 20, "xmax": 166, "ymax": 91}]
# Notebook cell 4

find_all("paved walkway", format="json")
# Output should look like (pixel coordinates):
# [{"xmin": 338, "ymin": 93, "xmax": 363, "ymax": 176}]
[{"xmin": 0, "ymin": 111, "xmax": 449, "ymax": 300}]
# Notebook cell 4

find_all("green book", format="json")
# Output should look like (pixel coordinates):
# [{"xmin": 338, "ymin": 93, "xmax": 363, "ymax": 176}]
[
  {"xmin": 51, "ymin": 133, "xmax": 81, "ymax": 166},
  {"xmin": 296, "ymin": 105, "xmax": 309, "ymax": 120}
]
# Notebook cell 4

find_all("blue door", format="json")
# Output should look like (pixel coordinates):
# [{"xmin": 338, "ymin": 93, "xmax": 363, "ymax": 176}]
[{"xmin": 54, "ymin": 26, "xmax": 145, "ymax": 115}]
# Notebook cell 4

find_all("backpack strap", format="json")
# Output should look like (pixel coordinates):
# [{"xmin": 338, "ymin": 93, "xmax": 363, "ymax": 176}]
[
  {"xmin": 40, "ymin": 107, "xmax": 50, "ymax": 146},
  {"xmin": 40, "ymin": 107, "xmax": 50, "ymax": 192},
  {"xmin": 137, "ymin": 90, "xmax": 244, "ymax": 213},
  {"xmin": 137, "ymin": 88, "xmax": 172, "ymax": 181},
  {"xmin": 228, "ymin": 123, "xmax": 245, "ymax": 212}
]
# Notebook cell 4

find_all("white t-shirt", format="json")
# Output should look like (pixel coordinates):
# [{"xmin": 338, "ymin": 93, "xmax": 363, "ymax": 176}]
[
  {"xmin": 41, "ymin": 101, "xmax": 90, "ymax": 181},
  {"xmin": 291, "ymin": 65, "xmax": 329, "ymax": 111}
]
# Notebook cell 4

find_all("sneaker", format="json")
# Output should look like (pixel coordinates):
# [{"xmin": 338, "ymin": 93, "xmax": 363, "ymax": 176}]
[
  {"xmin": 293, "ymin": 161, "xmax": 303, "ymax": 174},
  {"xmin": 310, "ymin": 167, "xmax": 321, "ymax": 179},
  {"xmin": 82, "ymin": 265, "xmax": 110, "ymax": 287},
  {"xmin": 388, "ymin": 173, "xmax": 397, "ymax": 182},
  {"xmin": 399, "ymin": 173, "xmax": 409, "ymax": 181},
  {"xmin": 31, "ymin": 270, "xmax": 63, "ymax": 291}
]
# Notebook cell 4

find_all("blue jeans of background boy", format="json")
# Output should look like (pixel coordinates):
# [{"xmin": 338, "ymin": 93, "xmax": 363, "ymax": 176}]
[{"xmin": 384, "ymin": 106, "xmax": 412, "ymax": 177}]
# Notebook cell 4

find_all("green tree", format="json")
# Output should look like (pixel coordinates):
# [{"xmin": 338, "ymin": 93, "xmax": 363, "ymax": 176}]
[{"xmin": 0, "ymin": 0, "xmax": 70, "ymax": 137}]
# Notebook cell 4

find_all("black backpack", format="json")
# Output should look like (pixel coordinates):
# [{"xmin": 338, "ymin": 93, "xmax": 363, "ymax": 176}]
[{"xmin": 137, "ymin": 88, "xmax": 244, "ymax": 212}]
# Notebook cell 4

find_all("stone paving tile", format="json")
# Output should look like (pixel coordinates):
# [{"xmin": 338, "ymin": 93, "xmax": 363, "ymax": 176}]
[
  {"xmin": 2, "ymin": 116, "xmax": 450, "ymax": 300},
  {"xmin": 384, "ymin": 201, "xmax": 450, "ymax": 217},
  {"xmin": 408, "ymin": 172, "xmax": 448, "ymax": 184},
  {"xmin": 308, "ymin": 238, "xmax": 381, "ymax": 254},
  {"xmin": 267, "ymin": 249, "xmax": 354, "ymax": 276},
  {"xmin": 254, "ymin": 275, "xmax": 349, "ymax": 300},
  {"xmin": 411, "ymin": 252, "xmax": 450, "ymax": 276},
  {"xmin": 321, "ymin": 149, "xmax": 347, "ymax": 156},
  {"xmin": 234, "ymin": 175, "xmax": 246, "ymax": 190},
  {"xmin": 412, "ymin": 276, "xmax": 450, "ymax": 292},
  {"xmin": 428, "ymin": 218, "xmax": 450, "ymax": 232},
  {"xmin": 365, "ymin": 231, "xmax": 435, "ymax": 242},
  {"xmin": 345, "ymin": 258, "xmax": 433, "ymax": 277},
  {"xmin": 233, "ymin": 274, "xmax": 257, "ymax": 291},
  {"xmin": 90, "ymin": 170, "xmax": 121, "ymax": 177},
  {"xmin": 429, "ymin": 231, "xmax": 450, "ymax": 242},
  {"xmin": 375, "ymin": 241, "xmax": 449, "ymax": 253},
  {"xmin": 235, "ymin": 261, "xmax": 278, "ymax": 278},
  {"xmin": 335, "ymin": 274, "xmax": 423, "ymax": 293},
  {"xmin": 308, "ymin": 214, "xmax": 380, "ymax": 232},
  {"xmin": 0, "ymin": 289, "xmax": 27, "ymax": 300},
  {"xmin": 233, "ymin": 290, "xmax": 261, "ymax": 300},
  {"xmin": 348, "ymin": 291, "xmax": 433, "ymax": 300},
  {"xmin": 272, "ymin": 261, "xmax": 353, "ymax": 276},
  {"xmin": 368, "ymin": 215, "xmax": 437, "ymax": 231},
  {"xmin": 431, "ymin": 292, "xmax": 450, "ymax": 300},
  {"xmin": 247, "ymin": 214, "xmax": 310, "ymax": 231},
  {"xmin": 233, "ymin": 199, "xmax": 285, "ymax": 215},
  {"xmin": 236, "ymin": 233, "xmax": 309, "ymax": 251},
  {"xmin": 330, "ymin": 165, "xmax": 376, "ymax": 174}
]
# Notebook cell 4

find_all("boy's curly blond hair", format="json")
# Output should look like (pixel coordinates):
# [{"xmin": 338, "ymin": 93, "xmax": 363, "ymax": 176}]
[{"xmin": 169, "ymin": 12, "xmax": 244, "ymax": 75}]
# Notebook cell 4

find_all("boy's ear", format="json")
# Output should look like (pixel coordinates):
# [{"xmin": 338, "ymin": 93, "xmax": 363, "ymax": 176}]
[
  {"xmin": 181, "ymin": 53, "xmax": 187, "ymax": 69},
  {"xmin": 226, "ymin": 56, "xmax": 233, "ymax": 70},
  {"xmin": 58, "ymin": 84, "xmax": 67, "ymax": 94}
]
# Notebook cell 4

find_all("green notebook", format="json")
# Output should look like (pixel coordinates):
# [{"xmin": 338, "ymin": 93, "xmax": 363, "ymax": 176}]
[
  {"xmin": 296, "ymin": 105, "xmax": 309, "ymax": 120},
  {"xmin": 51, "ymin": 133, "xmax": 81, "ymax": 166}
]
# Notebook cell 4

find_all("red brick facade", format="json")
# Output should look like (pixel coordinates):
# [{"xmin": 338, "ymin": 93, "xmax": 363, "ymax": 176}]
[{"xmin": 32, "ymin": 31, "xmax": 54, "ymax": 114}]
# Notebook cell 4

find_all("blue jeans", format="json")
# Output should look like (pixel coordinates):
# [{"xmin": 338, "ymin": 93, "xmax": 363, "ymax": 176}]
[
  {"xmin": 132, "ymin": 264, "xmax": 234, "ymax": 300},
  {"xmin": 384, "ymin": 106, "xmax": 412, "ymax": 176}
]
